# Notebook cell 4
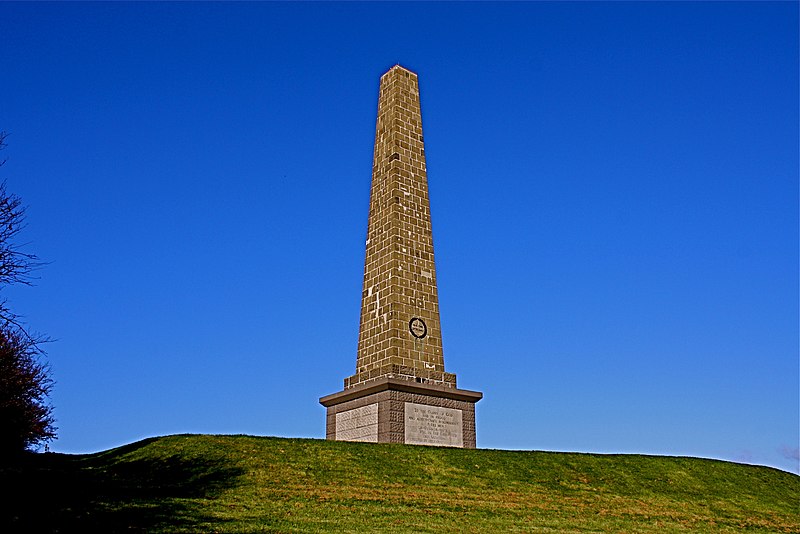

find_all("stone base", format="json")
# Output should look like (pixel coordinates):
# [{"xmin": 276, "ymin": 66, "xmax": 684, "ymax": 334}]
[
  {"xmin": 344, "ymin": 364, "xmax": 457, "ymax": 389},
  {"xmin": 319, "ymin": 377, "xmax": 482, "ymax": 448}
]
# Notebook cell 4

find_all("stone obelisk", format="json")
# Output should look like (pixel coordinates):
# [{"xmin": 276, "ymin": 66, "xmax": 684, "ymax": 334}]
[{"xmin": 320, "ymin": 65, "xmax": 482, "ymax": 448}]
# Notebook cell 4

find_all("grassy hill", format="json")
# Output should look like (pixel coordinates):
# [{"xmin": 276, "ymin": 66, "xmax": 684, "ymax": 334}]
[{"xmin": 2, "ymin": 434, "xmax": 798, "ymax": 533}]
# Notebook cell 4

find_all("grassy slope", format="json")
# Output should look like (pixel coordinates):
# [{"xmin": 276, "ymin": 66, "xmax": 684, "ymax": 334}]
[{"xmin": 2, "ymin": 435, "xmax": 798, "ymax": 533}]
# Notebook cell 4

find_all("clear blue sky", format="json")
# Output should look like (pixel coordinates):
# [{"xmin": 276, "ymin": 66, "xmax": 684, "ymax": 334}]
[{"xmin": 2, "ymin": 2, "xmax": 797, "ymax": 473}]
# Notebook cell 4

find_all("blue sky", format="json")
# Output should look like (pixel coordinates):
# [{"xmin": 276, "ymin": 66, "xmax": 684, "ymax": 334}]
[{"xmin": 2, "ymin": 2, "xmax": 797, "ymax": 473}]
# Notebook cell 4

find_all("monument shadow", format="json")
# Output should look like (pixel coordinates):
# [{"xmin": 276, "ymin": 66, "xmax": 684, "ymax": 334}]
[{"xmin": 0, "ymin": 438, "xmax": 244, "ymax": 533}]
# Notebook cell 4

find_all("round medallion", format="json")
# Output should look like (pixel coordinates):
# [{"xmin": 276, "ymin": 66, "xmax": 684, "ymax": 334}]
[{"xmin": 409, "ymin": 317, "xmax": 428, "ymax": 339}]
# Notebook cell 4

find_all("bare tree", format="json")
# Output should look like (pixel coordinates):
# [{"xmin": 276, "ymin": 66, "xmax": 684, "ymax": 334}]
[
  {"xmin": 0, "ymin": 131, "xmax": 55, "ymax": 454},
  {"xmin": 0, "ymin": 195, "xmax": 43, "ymax": 330}
]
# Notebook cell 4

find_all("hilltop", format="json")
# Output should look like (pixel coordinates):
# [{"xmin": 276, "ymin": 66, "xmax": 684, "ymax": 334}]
[{"xmin": 2, "ymin": 434, "xmax": 798, "ymax": 532}]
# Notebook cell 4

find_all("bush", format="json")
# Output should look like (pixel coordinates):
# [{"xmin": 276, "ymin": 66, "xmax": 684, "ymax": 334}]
[{"xmin": 0, "ymin": 328, "xmax": 55, "ymax": 454}]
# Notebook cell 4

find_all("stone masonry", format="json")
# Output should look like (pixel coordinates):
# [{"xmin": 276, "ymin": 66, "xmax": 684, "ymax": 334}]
[
  {"xmin": 346, "ymin": 64, "xmax": 452, "ymax": 390},
  {"xmin": 320, "ymin": 65, "xmax": 481, "ymax": 448}
]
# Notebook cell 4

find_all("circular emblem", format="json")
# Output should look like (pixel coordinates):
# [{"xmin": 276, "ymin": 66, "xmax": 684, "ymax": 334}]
[{"xmin": 409, "ymin": 317, "xmax": 428, "ymax": 339}]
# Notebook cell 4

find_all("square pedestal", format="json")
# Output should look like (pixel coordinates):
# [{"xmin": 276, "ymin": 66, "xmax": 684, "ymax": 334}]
[{"xmin": 320, "ymin": 377, "xmax": 482, "ymax": 448}]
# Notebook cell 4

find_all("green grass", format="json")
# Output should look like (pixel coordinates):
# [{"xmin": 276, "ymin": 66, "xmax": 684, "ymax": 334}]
[{"xmin": 2, "ymin": 434, "xmax": 798, "ymax": 532}]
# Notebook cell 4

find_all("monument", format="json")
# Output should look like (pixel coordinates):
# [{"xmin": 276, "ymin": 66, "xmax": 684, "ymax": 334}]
[{"xmin": 320, "ymin": 65, "xmax": 482, "ymax": 448}]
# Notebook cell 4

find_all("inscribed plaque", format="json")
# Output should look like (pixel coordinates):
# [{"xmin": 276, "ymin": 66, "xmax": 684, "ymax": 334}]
[
  {"xmin": 335, "ymin": 403, "xmax": 378, "ymax": 442},
  {"xmin": 404, "ymin": 402, "xmax": 463, "ymax": 447}
]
